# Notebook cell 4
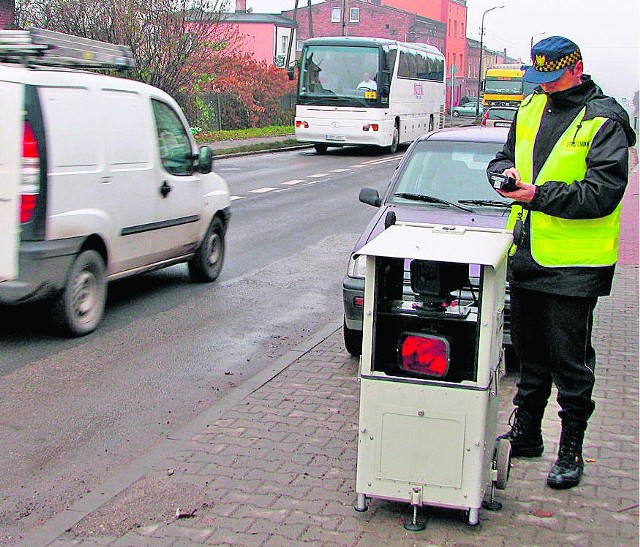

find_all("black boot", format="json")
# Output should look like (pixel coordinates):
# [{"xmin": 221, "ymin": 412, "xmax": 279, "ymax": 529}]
[
  {"xmin": 547, "ymin": 422, "xmax": 585, "ymax": 489},
  {"xmin": 498, "ymin": 407, "xmax": 544, "ymax": 457}
]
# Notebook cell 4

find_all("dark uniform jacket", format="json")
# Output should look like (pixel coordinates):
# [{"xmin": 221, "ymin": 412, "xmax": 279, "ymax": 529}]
[{"xmin": 488, "ymin": 75, "xmax": 637, "ymax": 297}]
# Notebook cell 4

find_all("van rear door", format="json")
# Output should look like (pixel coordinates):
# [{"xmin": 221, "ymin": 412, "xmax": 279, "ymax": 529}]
[{"xmin": 0, "ymin": 79, "xmax": 23, "ymax": 282}]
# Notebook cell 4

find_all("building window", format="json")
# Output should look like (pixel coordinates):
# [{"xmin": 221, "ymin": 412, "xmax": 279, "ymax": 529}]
[
  {"xmin": 349, "ymin": 8, "xmax": 360, "ymax": 22},
  {"xmin": 282, "ymin": 35, "xmax": 288, "ymax": 54},
  {"xmin": 296, "ymin": 40, "xmax": 303, "ymax": 52},
  {"xmin": 331, "ymin": 8, "xmax": 341, "ymax": 22},
  {"xmin": 461, "ymin": 23, "xmax": 465, "ymax": 37},
  {"xmin": 454, "ymin": 21, "xmax": 458, "ymax": 37}
]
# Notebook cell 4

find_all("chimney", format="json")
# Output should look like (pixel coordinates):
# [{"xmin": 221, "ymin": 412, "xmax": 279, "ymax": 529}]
[{"xmin": 235, "ymin": 0, "xmax": 246, "ymax": 12}]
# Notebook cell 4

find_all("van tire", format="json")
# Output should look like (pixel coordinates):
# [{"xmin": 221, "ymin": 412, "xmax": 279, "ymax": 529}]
[
  {"xmin": 51, "ymin": 250, "xmax": 107, "ymax": 337},
  {"xmin": 189, "ymin": 217, "xmax": 225, "ymax": 282},
  {"xmin": 314, "ymin": 143, "xmax": 328, "ymax": 154}
]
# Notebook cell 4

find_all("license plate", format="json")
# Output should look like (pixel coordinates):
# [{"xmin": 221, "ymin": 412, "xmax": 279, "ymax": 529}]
[
  {"xmin": 325, "ymin": 134, "xmax": 346, "ymax": 141},
  {"xmin": 494, "ymin": 121, "xmax": 511, "ymax": 127}
]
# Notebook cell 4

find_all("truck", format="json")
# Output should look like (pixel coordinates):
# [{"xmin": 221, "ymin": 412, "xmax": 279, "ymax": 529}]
[{"xmin": 482, "ymin": 64, "xmax": 536, "ymax": 108}]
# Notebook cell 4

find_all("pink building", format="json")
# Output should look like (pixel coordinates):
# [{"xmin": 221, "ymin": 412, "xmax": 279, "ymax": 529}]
[
  {"xmin": 220, "ymin": 0, "xmax": 296, "ymax": 67},
  {"xmin": 0, "ymin": 0, "xmax": 14, "ymax": 29}
]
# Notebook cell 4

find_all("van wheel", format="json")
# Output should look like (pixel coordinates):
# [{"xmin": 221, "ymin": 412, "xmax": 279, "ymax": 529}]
[
  {"xmin": 314, "ymin": 143, "xmax": 328, "ymax": 154},
  {"xmin": 343, "ymin": 319, "xmax": 363, "ymax": 357},
  {"xmin": 386, "ymin": 125, "xmax": 399, "ymax": 154},
  {"xmin": 189, "ymin": 217, "xmax": 225, "ymax": 282},
  {"xmin": 51, "ymin": 250, "xmax": 106, "ymax": 337}
]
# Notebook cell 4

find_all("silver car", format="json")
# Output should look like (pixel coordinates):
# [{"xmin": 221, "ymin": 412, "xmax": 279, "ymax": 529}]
[{"xmin": 342, "ymin": 126, "xmax": 520, "ymax": 369}]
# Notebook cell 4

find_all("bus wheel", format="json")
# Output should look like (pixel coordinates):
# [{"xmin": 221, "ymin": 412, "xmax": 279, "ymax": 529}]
[
  {"xmin": 386, "ymin": 125, "xmax": 399, "ymax": 154},
  {"xmin": 314, "ymin": 143, "xmax": 328, "ymax": 154}
]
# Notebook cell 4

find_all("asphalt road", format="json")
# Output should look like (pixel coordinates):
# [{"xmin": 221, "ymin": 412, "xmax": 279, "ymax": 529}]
[{"xmin": 0, "ymin": 144, "xmax": 403, "ymax": 541}]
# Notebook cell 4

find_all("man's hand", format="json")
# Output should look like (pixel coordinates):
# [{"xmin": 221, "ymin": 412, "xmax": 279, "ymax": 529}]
[{"xmin": 497, "ymin": 167, "xmax": 537, "ymax": 203}]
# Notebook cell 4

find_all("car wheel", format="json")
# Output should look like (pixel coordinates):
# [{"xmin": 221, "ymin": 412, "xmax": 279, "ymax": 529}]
[
  {"xmin": 343, "ymin": 319, "xmax": 363, "ymax": 356},
  {"xmin": 452, "ymin": 110, "xmax": 460, "ymax": 118},
  {"xmin": 386, "ymin": 125, "xmax": 399, "ymax": 154},
  {"xmin": 189, "ymin": 217, "xmax": 226, "ymax": 283},
  {"xmin": 51, "ymin": 250, "xmax": 107, "ymax": 337},
  {"xmin": 314, "ymin": 143, "xmax": 328, "ymax": 154}
]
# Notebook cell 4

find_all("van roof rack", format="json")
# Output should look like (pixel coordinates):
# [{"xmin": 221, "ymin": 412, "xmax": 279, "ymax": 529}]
[{"xmin": 0, "ymin": 27, "xmax": 135, "ymax": 70}]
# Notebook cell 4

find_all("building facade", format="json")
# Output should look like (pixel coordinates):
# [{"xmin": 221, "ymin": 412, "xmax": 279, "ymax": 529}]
[{"xmin": 0, "ymin": 0, "xmax": 14, "ymax": 29}]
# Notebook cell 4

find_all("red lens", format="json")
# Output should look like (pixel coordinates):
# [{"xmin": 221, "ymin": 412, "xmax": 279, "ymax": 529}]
[{"xmin": 399, "ymin": 334, "xmax": 449, "ymax": 377}]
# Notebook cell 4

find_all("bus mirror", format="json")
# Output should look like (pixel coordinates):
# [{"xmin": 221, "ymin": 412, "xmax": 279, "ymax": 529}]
[{"xmin": 381, "ymin": 85, "xmax": 390, "ymax": 97}]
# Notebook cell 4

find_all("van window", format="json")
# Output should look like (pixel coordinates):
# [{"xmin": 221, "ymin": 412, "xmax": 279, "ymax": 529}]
[{"xmin": 151, "ymin": 100, "xmax": 192, "ymax": 176}]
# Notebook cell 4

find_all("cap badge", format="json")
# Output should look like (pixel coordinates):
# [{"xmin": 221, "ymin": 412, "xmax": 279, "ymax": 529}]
[{"xmin": 535, "ymin": 54, "xmax": 546, "ymax": 68}]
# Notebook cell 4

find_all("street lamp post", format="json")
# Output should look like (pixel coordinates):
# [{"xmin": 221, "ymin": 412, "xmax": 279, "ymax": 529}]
[
  {"xmin": 530, "ymin": 31, "xmax": 546, "ymax": 49},
  {"xmin": 475, "ymin": 5, "xmax": 504, "ymax": 117}
]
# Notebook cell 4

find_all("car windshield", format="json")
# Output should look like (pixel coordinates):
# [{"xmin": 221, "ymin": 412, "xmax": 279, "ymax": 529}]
[{"xmin": 390, "ymin": 140, "xmax": 511, "ymax": 207}]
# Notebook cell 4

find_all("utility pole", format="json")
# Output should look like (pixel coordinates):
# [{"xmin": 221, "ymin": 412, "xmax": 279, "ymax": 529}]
[
  {"xmin": 341, "ymin": 0, "xmax": 347, "ymax": 36},
  {"xmin": 307, "ymin": 0, "xmax": 314, "ymax": 38},
  {"xmin": 475, "ymin": 5, "xmax": 504, "ymax": 117},
  {"xmin": 285, "ymin": 0, "xmax": 300, "ymax": 70}
]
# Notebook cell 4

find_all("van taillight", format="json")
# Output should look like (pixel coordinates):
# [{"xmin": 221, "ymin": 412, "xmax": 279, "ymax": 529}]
[
  {"xmin": 20, "ymin": 122, "xmax": 40, "ymax": 223},
  {"xmin": 398, "ymin": 333, "xmax": 449, "ymax": 378}
]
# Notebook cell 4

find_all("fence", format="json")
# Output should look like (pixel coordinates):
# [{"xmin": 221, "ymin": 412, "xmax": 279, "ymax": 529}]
[{"xmin": 188, "ymin": 92, "xmax": 296, "ymax": 131}]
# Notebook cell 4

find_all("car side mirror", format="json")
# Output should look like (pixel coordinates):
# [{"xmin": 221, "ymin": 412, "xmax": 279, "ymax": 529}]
[
  {"xmin": 359, "ymin": 187, "xmax": 381, "ymax": 207},
  {"xmin": 197, "ymin": 145, "xmax": 213, "ymax": 174}
]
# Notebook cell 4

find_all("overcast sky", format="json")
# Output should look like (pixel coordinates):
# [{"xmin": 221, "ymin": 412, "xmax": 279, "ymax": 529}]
[{"xmin": 245, "ymin": 0, "xmax": 639, "ymax": 104}]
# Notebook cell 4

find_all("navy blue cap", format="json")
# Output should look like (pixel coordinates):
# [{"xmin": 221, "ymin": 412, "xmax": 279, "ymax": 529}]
[{"xmin": 522, "ymin": 36, "xmax": 582, "ymax": 84}]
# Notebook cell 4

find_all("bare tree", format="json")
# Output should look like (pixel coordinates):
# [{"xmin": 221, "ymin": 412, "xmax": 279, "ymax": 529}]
[{"xmin": 15, "ymin": 0, "xmax": 239, "ymax": 98}]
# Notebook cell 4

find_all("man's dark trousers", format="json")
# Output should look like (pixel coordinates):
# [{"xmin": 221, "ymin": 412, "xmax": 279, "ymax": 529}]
[{"xmin": 510, "ymin": 286, "xmax": 598, "ymax": 426}]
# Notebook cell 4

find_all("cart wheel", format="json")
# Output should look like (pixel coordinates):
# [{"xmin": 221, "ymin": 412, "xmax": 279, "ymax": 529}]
[{"xmin": 495, "ymin": 438, "xmax": 512, "ymax": 490}]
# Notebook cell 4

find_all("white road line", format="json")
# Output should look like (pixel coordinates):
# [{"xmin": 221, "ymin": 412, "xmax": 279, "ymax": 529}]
[
  {"xmin": 249, "ymin": 187, "xmax": 278, "ymax": 193},
  {"xmin": 330, "ymin": 168, "xmax": 352, "ymax": 173},
  {"xmin": 230, "ymin": 195, "xmax": 244, "ymax": 201},
  {"xmin": 307, "ymin": 173, "xmax": 330, "ymax": 178},
  {"xmin": 281, "ymin": 179, "xmax": 306, "ymax": 185}
]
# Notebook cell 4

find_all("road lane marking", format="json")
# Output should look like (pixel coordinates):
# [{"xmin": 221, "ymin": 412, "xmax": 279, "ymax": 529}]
[
  {"xmin": 307, "ymin": 173, "xmax": 330, "ymax": 178},
  {"xmin": 230, "ymin": 195, "xmax": 244, "ymax": 201},
  {"xmin": 281, "ymin": 179, "xmax": 306, "ymax": 185},
  {"xmin": 250, "ymin": 187, "xmax": 278, "ymax": 193}
]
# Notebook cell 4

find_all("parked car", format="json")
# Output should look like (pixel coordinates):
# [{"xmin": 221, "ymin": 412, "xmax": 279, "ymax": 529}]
[
  {"xmin": 482, "ymin": 106, "xmax": 518, "ymax": 127},
  {"xmin": 449, "ymin": 102, "xmax": 482, "ymax": 118},
  {"xmin": 458, "ymin": 95, "xmax": 478, "ymax": 106},
  {"xmin": 342, "ymin": 126, "xmax": 519, "ymax": 369},
  {"xmin": 0, "ymin": 28, "xmax": 230, "ymax": 336}
]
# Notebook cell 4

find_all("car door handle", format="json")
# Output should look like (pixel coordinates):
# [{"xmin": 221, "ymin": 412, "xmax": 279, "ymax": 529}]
[{"xmin": 160, "ymin": 180, "xmax": 172, "ymax": 198}]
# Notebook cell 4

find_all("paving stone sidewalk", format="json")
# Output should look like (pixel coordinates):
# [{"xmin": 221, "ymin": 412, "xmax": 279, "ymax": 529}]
[{"xmin": 27, "ymin": 264, "xmax": 637, "ymax": 547}]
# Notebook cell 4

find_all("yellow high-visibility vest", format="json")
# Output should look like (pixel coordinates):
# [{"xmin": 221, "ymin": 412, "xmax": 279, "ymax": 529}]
[{"xmin": 507, "ymin": 95, "xmax": 620, "ymax": 267}]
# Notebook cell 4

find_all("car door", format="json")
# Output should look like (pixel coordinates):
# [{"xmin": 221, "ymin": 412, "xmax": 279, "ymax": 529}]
[
  {"xmin": 0, "ymin": 79, "xmax": 22, "ymax": 282},
  {"xmin": 150, "ymin": 98, "xmax": 202, "ymax": 260}
]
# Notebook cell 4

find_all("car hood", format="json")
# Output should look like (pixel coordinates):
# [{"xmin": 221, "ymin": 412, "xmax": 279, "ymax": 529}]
[{"xmin": 352, "ymin": 203, "xmax": 510, "ymax": 255}]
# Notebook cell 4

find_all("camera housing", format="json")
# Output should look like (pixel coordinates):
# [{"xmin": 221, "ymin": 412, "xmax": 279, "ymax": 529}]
[{"xmin": 489, "ymin": 171, "xmax": 519, "ymax": 192}]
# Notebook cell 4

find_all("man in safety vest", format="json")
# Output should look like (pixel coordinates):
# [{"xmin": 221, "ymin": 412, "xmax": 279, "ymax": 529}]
[{"xmin": 488, "ymin": 36, "xmax": 636, "ymax": 489}]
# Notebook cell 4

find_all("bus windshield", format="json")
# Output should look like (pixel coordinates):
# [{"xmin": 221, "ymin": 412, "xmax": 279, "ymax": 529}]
[{"xmin": 297, "ymin": 45, "xmax": 384, "ymax": 107}]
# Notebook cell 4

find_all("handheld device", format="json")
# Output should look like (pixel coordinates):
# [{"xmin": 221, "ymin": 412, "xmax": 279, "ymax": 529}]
[{"xmin": 489, "ymin": 172, "xmax": 519, "ymax": 193}]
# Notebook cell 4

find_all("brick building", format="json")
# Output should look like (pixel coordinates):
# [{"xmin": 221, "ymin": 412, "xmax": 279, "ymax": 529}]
[
  {"xmin": 281, "ymin": 1, "xmax": 446, "ymax": 69},
  {"xmin": 0, "ymin": 0, "xmax": 14, "ymax": 29}
]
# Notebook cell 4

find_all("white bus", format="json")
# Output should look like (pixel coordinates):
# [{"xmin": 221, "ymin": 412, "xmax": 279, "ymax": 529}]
[{"xmin": 294, "ymin": 36, "xmax": 446, "ymax": 154}]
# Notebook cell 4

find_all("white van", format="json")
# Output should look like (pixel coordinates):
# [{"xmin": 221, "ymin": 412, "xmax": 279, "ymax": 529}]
[{"xmin": 0, "ymin": 29, "xmax": 230, "ymax": 336}]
